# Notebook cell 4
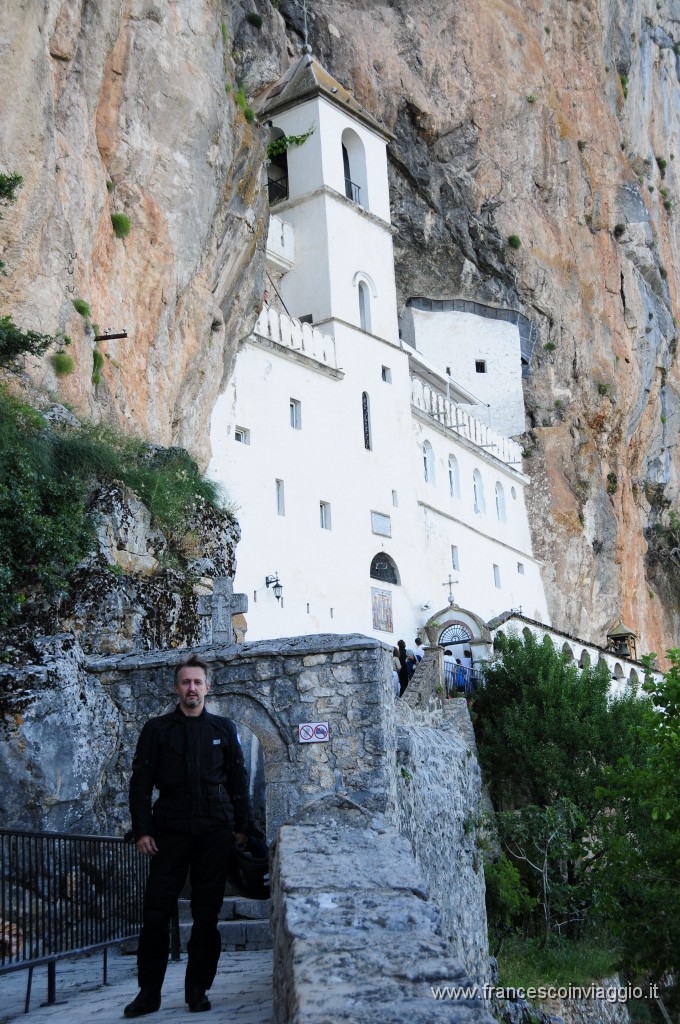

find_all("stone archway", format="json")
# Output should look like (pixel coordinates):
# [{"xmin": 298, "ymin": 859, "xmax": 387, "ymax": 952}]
[
  {"xmin": 209, "ymin": 689, "xmax": 291, "ymax": 844},
  {"xmin": 420, "ymin": 605, "xmax": 492, "ymax": 666}
]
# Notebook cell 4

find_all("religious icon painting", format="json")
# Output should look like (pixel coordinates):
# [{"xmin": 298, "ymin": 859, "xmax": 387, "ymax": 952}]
[{"xmin": 371, "ymin": 587, "xmax": 394, "ymax": 633}]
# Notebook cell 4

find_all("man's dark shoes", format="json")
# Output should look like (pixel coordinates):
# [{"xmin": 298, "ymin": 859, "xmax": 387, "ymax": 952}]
[
  {"xmin": 123, "ymin": 988, "xmax": 161, "ymax": 1017},
  {"xmin": 186, "ymin": 987, "xmax": 211, "ymax": 1012}
]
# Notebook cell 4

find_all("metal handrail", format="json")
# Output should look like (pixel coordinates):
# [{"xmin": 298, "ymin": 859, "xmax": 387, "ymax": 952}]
[
  {"xmin": 0, "ymin": 828, "xmax": 154, "ymax": 1011},
  {"xmin": 267, "ymin": 176, "xmax": 289, "ymax": 204},
  {"xmin": 344, "ymin": 177, "xmax": 361, "ymax": 204}
]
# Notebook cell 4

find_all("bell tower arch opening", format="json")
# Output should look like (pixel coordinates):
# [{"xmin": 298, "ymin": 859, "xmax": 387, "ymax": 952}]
[{"xmin": 341, "ymin": 127, "xmax": 368, "ymax": 208}]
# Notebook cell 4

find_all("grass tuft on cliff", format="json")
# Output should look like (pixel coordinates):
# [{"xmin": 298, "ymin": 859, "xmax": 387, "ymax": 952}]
[{"xmin": 0, "ymin": 388, "xmax": 228, "ymax": 629}]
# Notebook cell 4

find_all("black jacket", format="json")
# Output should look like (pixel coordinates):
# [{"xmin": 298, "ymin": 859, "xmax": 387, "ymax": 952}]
[{"xmin": 129, "ymin": 707, "xmax": 251, "ymax": 839}]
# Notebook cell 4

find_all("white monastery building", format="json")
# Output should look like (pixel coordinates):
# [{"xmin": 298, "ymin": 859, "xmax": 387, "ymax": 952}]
[{"xmin": 208, "ymin": 51, "xmax": 552, "ymax": 651}]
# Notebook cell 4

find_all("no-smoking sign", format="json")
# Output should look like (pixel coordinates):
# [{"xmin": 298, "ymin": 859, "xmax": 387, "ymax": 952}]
[{"xmin": 298, "ymin": 721, "xmax": 330, "ymax": 744}]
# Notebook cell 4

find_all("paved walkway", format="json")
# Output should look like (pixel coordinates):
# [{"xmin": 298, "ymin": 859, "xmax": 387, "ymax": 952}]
[{"xmin": 0, "ymin": 948, "xmax": 273, "ymax": 1024}]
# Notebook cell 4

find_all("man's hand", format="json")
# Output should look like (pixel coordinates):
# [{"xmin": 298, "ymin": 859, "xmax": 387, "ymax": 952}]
[
  {"xmin": 136, "ymin": 834, "xmax": 158, "ymax": 856},
  {"xmin": 234, "ymin": 832, "xmax": 248, "ymax": 849}
]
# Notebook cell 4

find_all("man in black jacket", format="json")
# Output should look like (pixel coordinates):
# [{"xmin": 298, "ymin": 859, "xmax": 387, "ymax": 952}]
[{"xmin": 124, "ymin": 655, "xmax": 251, "ymax": 1018}]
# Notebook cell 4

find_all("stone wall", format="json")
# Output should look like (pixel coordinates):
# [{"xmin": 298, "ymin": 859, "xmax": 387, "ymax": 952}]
[
  {"xmin": 270, "ymin": 794, "xmax": 495, "ymax": 1024},
  {"xmin": 395, "ymin": 698, "xmax": 489, "ymax": 982}
]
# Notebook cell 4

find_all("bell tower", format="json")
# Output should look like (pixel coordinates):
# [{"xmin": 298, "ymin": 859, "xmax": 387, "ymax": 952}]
[{"xmin": 256, "ymin": 49, "xmax": 399, "ymax": 343}]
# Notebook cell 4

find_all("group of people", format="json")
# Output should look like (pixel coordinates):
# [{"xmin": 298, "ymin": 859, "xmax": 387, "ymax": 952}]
[
  {"xmin": 392, "ymin": 637, "xmax": 426, "ymax": 696},
  {"xmin": 443, "ymin": 648, "xmax": 474, "ymax": 695},
  {"xmin": 391, "ymin": 639, "xmax": 475, "ymax": 698}
]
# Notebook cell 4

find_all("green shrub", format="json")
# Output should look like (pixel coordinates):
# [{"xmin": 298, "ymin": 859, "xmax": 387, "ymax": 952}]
[
  {"xmin": 620, "ymin": 73, "xmax": 629, "ymax": 98},
  {"xmin": 246, "ymin": 12, "xmax": 263, "ymax": 28},
  {"xmin": 0, "ymin": 391, "xmax": 228, "ymax": 627},
  {"xmin": 51, "ymin": 352, "xmax": 75, "ymax": 376},
  {"xmin": 0, "ymin": 173, "xmax": 23, "ymax": 217},
  {"xmin": 0, "ymin": 316, "xmax": 54, "ymax": 370},
  {"xmin": 111, "ymin": 213, "xmax": 131, "ymax": 239},
  {"xmin": 507, "ymin": 234, "xmax": 522, "ymax": 249},
  {"xmin": 498, "ymin": 935, "xmax": 619, "ymax": 990},
  {"xmin": 221, "ymin": 21, "xmax": 228, "ymax": 45},
  {"xmin": 92, "ymin": 347, "xmax": 105, "ymax": 384},
  {"xmin": 72, "ymin": 298, "xmax": 91, "ymax": 318},
  {"xmin": 606, "ymin": 471, "xmax": 618, "ymax": 494},
  {"xmin": 664, "ymin": 200, "xmax": 672, "ymax": 212},
  {"xmin": 526, "ymin": 94, "xmax": 537, "ymax": 104},
  {"xmin": 105, "ymin": 179, "xmax": 115, "ymax": 193},
  {"xmin": 656, "ymin": 155, "xmax": 668, "ymax": 173},
  {"xmin": 597, "ymin": 381, "xmax": 610, "ymax": 395},
  {"xmin": 544, "ymin": 341, "xmax": 556, "ymax": 352}
]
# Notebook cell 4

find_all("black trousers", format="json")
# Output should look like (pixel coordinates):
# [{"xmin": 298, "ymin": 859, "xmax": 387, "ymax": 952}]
[{"xmin": 137, "ymin": 829, "xmax": 232, "ymax": 994}]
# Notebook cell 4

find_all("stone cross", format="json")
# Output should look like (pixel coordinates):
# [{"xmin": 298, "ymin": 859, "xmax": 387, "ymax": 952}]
[{"xmin": 197, "ymin": 577, "xmax": 248, "ymax": 645}]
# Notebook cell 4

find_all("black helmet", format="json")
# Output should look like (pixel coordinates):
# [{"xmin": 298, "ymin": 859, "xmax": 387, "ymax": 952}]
[{"xmin": 227, "ymin": 836, "xmax": 270, "ymax": 900}]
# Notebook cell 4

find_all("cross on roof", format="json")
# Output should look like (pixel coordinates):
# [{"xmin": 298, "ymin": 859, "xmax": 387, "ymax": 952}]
[{"xmin": 197, "ymin": 577, "xmax": 248, "ymax": 645}]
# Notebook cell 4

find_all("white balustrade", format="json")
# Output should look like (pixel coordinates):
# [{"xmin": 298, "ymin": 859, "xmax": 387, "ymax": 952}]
[
  {"xmin": 253, "ymin": 307, "xmax": 338, "ymax": 369},
  {"xmin": 411, "ymin": 376, "xmax": 523, "ymax": 467}
]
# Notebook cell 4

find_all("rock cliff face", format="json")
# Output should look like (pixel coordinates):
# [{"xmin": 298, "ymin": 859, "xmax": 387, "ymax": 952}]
[
  {"xmin": 2, "ymin": 0, "xmax": 680, "ymax": 654},
  {"xmin": 0, "ymin": 0, "xmax": 267, "ymax": 468}
]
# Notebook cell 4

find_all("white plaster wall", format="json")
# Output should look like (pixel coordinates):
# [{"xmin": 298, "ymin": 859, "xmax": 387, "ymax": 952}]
[
  {"xmin": 209, "ymin": 326, "xmax": 426, "ymax": 644},
  {"xmin": 409, "ymin": 417, "xmax": 550, "ymax": 623},
  {"xmin": 324, "ymin": 198, "xmax": 399, "ymax": 341},
  {"xmin": 274, "ymin": 194, "xmax": 332, "ymax": 322},
  {"xmin": 405, "ymin": 309, "xmax": 526, "ymax": 437}
]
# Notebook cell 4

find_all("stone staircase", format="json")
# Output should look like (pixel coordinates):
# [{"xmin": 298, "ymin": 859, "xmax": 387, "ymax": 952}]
[{"xmin": 177, "ymin": 896, "xmax": 272, "ymax": 952}]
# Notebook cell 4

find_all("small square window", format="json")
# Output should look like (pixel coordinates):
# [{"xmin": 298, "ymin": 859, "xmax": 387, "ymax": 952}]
[
  {"xmin": 320, "ymin": 501, "xmax": 332, "ymax": 530},
  {"xmin": 371, "ymin": 511, "xmax": 391, "ymax": 537},
  {"xmin": 234, "ymin": 426, "xmax": 250, "ymax": 444},
  {"xmin": 451, "ymin": 545, "xmax": 459, "ymax": 571},
  {"xmin": 290, "ymin": 399, "xmax": 302, "ymax": 430},
  {"xmin": 276, "ymin": 479, "xmax": 285, "ymax": 516},
  {"xmin": 392, "ymin": 489, "xmax": 398, "ymax": 508},
  {"xmin": 517, "ymin": 562, "xmax": 525, "ymax": 575},
  {"xmin": 475, "ymin": 360, "xmax": 487, "ymax": 374},
  {"xmin": 493, "ymin": 564, "xmax": 501, "ymax": 588},
  {"xmin": 381, "ymin": 366, "xmax": 392, "ymax": 383}
]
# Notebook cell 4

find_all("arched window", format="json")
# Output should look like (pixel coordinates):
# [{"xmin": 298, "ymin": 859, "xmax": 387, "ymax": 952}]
[
  {"xmin": 423, "ymin": 441, "xmax": 435, "ymax": 484},
  {"xmin": 358, "ymin": 281, "xmax": 371, "ymax": 332},
  {"xmin": 341, "ymin": 127, "xmax": 368, "ymax": 208},
  {"xmin": 562, "ymin": 643, "xmax": 575, "ymax": 662},
  {"xmin": 439, "ymin": 623, "xmax": 472, "ymax": 645},
  {"xmin": 362, "ymin": 392, "xmax": 372, "ymax": 450},
  {"xmin": 370, "ymin": 553, "xmax": 400, "ymax": 585},
  {"xmin": 473, "ymin": 469, "xmax": 485, "ymax": 514},
  {"xmin": 613, "ymin": 662, "xmax": 624, "ymax": 680},
  {"xmin": 495, "ymin": 481, "xmax": 507, "ymax": 522},
  {"xmin": 267, "ymin": 127, "xmax": 289, "ymax": 204},
  {"xmin": 579, "ymin": 649, "xmax": 591, "ymax": 668},
  {"xmin": 448, "ymin": 455, "xmax": 460, "ymax": 498}
]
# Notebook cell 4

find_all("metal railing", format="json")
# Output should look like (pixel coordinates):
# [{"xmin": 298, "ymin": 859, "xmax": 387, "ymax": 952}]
[
  {"xmin": 443, "ymin": 665, "xmax": 480, "ymax": 698},
  {"xmin": 344, "ymin": 177, "xmax": 361, "ymax": 204},
  {"xmin": 267, "ymin": 175, "xmax": 289, "ymax": 204},
  {"xmin": 0, "ymin": 829, "xmax": 152, "ymax": 1011}
]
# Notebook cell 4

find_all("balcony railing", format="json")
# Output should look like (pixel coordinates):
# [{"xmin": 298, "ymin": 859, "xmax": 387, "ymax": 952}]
[
  {"xmin": 254, "ymin": 307, "xmax": 338, "ymax": 369},
  {"xmin": 267, "ymin": 176, "xmax": 289, "ymax": 205},
  {"xmin": 344, "ymin": 177, "xmax": 361, "ymax": 204},
  {"xmin": 411, "ymin": 376, "xmax": 523, "ymax": 467}
]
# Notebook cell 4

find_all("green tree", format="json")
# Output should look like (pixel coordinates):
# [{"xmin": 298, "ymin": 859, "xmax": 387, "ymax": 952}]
[
  {"xmin": 474, "ymin": 630, "xmax": 645, "ymax": 809},
  {"xmin": 475, "ymin": 630, "xmax": 649, "ymax": 945},
  {"xmin": 0, "ymin": 316, "xmax": 55, "ymax": 370},
  {"xmin": 596, "ymin": 652, "xmax": 680, "ymax": 994}
]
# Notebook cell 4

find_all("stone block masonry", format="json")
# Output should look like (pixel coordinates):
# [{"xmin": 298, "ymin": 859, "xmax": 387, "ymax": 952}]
[{"xmin": 270, "ymin": 795, "xmax": 495, "ymax": 1024}]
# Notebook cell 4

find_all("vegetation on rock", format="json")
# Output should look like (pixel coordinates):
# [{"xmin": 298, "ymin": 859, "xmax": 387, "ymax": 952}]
[
  {"xmin": 0, "ymin": 388, "xmax": 228, "ymax": 629},
  {"xmin": 110, "ymin": 212, "xmax": 131, "ymax": 239}
]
